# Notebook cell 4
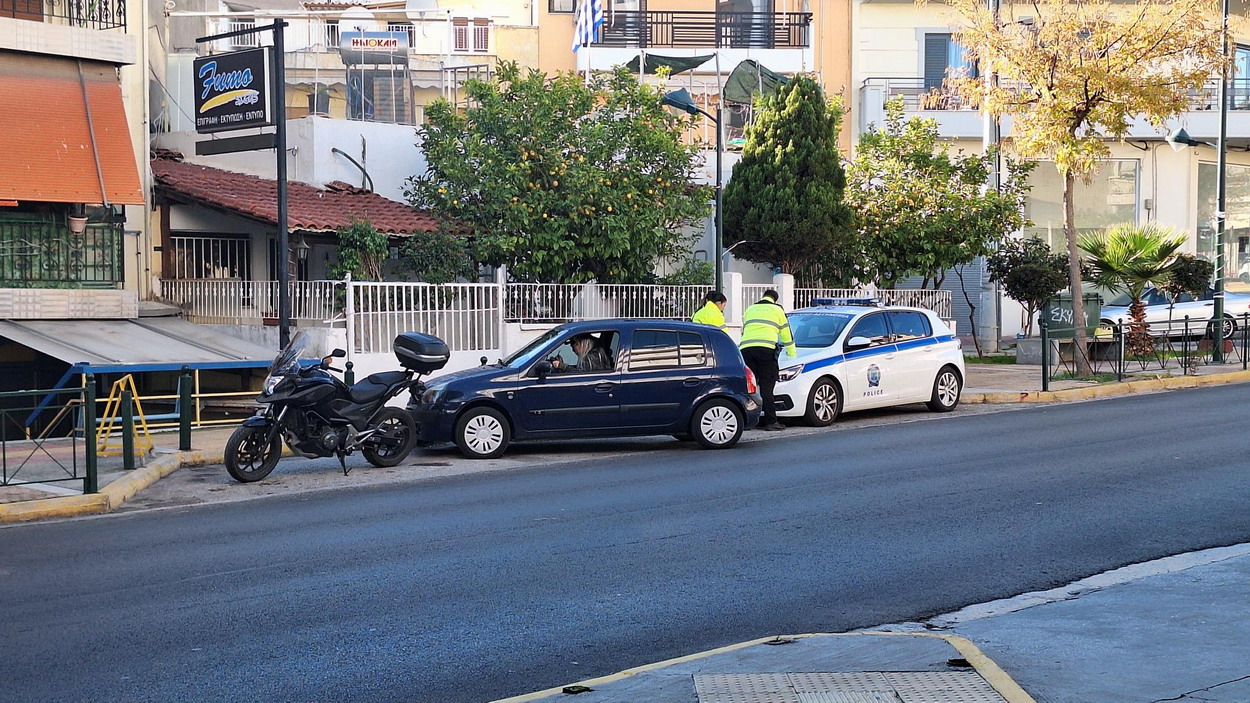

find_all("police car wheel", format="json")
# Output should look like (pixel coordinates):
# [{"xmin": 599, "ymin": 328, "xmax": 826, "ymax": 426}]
[
  {"xmin": 803, "ymin": 378, "xmax": 842, "ymax": 427},
  {"xmin": 691, "ymin": 399, "xmax": 743, "ymax": 450},
  {"xmin": 454, "ymin": 406, "xmax": 511, "ymax": 459},
  {"xmin": 926, "ymin": 366, "xmax": 962, "ymax": 413}
]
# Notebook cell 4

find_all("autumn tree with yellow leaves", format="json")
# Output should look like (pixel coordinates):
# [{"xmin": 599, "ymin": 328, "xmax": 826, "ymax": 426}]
[
  {"xmin": 407, "ymin": 62, "xmax": 712, "ymax": 284},
  {"xmin": 945, "ymin": 0, "xmax": 1227, "ymax": 373}
]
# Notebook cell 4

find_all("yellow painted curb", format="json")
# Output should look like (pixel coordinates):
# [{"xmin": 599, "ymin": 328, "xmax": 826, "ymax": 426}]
[
  {"xmin": 0, "ymin": 446, "xmax": 228, "ymax": 525},
  {"xmin": 490, "ymin": 631, "xmax": 1034, "ymax": 703},
  {"xmin": 967, "ymin": 369, "xmax": 1250, "ymax": 404}
]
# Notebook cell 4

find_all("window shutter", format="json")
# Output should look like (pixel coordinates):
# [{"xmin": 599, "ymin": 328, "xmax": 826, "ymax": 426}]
[
  {"xmin": 473, "ymin": 19, "xmax": 489, "ymax": 53},
  {"xmin": 453, "ymin": 18, "xmax": 469, "ymax": 52},
  {"xmin": 923, "ymin": 33, "xmax": 950, "ymax": 91}
]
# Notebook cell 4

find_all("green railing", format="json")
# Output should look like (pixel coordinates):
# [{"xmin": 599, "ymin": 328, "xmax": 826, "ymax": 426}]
[
  {"xmin": 0, "ymin": 219, "xmax": 123, "ymax": 288},
  {"xmin": 0, "ymin": 382, "xmax": 98, "ymax": 493}
]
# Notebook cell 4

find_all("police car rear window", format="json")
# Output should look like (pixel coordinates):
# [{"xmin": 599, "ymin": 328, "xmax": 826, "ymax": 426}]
[{"xmin": 790, "ymin": 313, "xmax": 853, "ymax": 348}]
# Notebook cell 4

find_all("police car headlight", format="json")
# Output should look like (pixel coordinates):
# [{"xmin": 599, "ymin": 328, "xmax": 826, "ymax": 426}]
[{"xmin": 778, "ymin": 364, "xmax": 803, "ymax": 382}]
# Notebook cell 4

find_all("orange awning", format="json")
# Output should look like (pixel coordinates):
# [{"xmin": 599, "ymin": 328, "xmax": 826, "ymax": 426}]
[{"xmin": 0, "ymin": 54, "xmax": 144, "ymax": 205}]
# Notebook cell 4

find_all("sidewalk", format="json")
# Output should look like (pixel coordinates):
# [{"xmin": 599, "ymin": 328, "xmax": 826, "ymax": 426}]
[{"xmin": 495, "ymin": 543, "xmax": 1250, "ymax": 703}]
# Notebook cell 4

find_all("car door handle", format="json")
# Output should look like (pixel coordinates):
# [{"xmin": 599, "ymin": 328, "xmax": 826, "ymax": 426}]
[
  {"xmin": 682, "ymin": 378, "xmax": 702, "ymax": 387},
  {"xmin": 595, "ymin": 382, "xmax": 615, "ymax": 393}
]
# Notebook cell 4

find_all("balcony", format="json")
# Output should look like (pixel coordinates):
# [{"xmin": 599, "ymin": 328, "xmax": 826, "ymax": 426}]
[
  {"xmin": 593, "ymin": 11, "xmax": 812, "ymax": 49},
  {"xmin": 861, "ymin": 76, "xmax": 1250, "ymax": 140},
  {"xmin": 1, "ymin": 0, "xmax": 126, "ymax": 30},
  {"xmin": 0, "ymin": 218, "xmax": 124, "ymax": 288}
]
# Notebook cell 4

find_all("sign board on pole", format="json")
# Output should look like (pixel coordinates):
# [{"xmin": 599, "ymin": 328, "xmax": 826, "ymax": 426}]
[
  {"xmin": 339, "ymin": 31, "xmax": 409, "ymax": 65},
  {"xmin": 1043, "ymin": 294, "xmax": 1102, "ymax": 339},
  {"xmin": 193, "ymin": 48, "xmax": 272, "ymax": 134}
]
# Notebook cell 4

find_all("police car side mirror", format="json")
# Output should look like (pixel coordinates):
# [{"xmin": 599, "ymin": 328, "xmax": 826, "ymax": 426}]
[
  {"xmin": 846, "ymin": 336, "xmax": 872, "ymax": 351},
  {"xmin": 532, "ymin": 360, "xmax": 553, "ymax": 378}
]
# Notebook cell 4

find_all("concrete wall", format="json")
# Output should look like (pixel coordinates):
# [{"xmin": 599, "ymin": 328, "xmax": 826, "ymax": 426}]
[{"xmin": 0, "ymin": 289, "xmax": 139, "ymax": 320}]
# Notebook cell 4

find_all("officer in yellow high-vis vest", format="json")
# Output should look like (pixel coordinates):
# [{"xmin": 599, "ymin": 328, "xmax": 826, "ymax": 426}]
[
  {"xmin": 739, "ymin": 289, "xmax": 795, "ymax": 431},
  {"xmin": 691, "ymin": 291, "xmax": 728, "ymax": 333}
]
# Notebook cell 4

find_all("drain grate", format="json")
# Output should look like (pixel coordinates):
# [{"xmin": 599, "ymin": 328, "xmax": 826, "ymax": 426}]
[{"xmin": 693, "ymin": 672, "xmax": 1008, "ymax": 703}]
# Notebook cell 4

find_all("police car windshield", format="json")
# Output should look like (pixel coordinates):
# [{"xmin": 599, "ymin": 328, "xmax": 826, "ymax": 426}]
[
  {"xmin": 790, "ymin": 313, "xmax": 854, "ymax": 348},
  {"xmin": 503, "ymin": 328, "xmax": 562, "ymax": 368}
]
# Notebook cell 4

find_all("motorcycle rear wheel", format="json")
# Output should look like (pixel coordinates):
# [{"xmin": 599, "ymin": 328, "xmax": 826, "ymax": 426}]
[
  {"xmin": 224, "ymin": 425, "xmax": 282, "ymax": 483},
  {"xmin": 362, "ymin": 407, "xmax": 417, "ymax": 468}
]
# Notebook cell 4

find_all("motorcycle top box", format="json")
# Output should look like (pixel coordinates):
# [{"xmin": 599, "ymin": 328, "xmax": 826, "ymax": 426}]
[{"xmin": 394, "ymin": 332, "xmax": 450, "ymax": 373}]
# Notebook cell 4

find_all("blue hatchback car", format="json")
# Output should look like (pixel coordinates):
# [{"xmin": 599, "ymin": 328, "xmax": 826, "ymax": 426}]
[{"xmin": 407, "ymin": 320, "xmax": 761, "ymax": 459}]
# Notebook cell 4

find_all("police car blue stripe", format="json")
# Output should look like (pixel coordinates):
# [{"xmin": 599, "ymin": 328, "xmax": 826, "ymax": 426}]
[{"xmin": 792, "ymin": 334, "xmax": 958, "ymax": 374}]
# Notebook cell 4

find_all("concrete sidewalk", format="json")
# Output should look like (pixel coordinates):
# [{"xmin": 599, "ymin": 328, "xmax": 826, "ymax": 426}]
[{"xmin": 495, "ymin": 544, "xmax": 1250, "ymax": 703}]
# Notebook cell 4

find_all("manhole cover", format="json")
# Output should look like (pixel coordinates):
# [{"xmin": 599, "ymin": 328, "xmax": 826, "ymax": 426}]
[{"xmin": 693, "ymin": 672, "xmax": 1007, "ymax": 703}]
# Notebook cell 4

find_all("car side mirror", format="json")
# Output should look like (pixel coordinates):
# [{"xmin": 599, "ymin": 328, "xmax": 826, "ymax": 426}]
[
  {"xmin": 532, "ymin": 360, "xmax": 553, "ymax": 378},
  {"xmin": 846, "ymin": 336, "xmax": 872, "ymax": 351},
  {"xmin": 330, "ymin": 348, "xmax": 346, "ymax": 358}
]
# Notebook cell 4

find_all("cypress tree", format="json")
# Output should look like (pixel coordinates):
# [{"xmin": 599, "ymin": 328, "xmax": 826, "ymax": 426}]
[{"xmin": 722, "ymin": 75, "xmax": 854, "ymax": 284}]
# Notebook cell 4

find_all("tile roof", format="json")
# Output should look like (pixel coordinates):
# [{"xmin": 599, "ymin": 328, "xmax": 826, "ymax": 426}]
[{"xmin": 151, "ymin": 157, "xmax": 440, "ymax": 235}]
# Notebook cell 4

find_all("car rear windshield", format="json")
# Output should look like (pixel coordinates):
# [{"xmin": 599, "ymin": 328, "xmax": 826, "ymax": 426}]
[{"xmin": 790, "ymin": 313, "xmax": 853, "ymax": 348}]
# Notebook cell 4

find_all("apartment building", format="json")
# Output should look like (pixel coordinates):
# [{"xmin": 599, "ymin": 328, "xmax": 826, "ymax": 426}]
[{"xmin": 852, "ymin": 1, "xmax": 1250, "ymax": 335}]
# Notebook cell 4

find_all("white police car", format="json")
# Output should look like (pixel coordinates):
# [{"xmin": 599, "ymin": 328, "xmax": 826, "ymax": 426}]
[{"xmin": 773, "ymin": 299, "xmax": 965, "ymax": 426}]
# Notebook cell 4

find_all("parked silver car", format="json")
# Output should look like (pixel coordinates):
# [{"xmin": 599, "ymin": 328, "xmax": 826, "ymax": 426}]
[{"xmin": 1099, "ymin": 287, "xmax": 1250, "ymax": 339}]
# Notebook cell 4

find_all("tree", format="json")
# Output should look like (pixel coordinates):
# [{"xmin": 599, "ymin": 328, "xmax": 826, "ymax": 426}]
[
  {"xmin": 987, "ymin": 237, "xmax": 1071, "ymax": 337},
  {"xmin": 1160, "ymin": 253, "xmax": 1214, "ymax": 303},
  {"xmin": 398, "ymin": 227, "xmax": 476, "ymax": 284},
  {"xmin": 948, "ymin": 0, "xmax": 1227, "ymax": 372},
  {"xmin": 848, "ymin": 98, "xmax": 1032, "ymax": 288},
  {"xmin": 722, "ymin": 75, "xmax": 855, "ymax": 284},
  {"xmin": 407, "ymin": 62, "xmax": 711, "ymax": 284},
  {"xmin": 1079, "ymin": 223, "xmax": 1187, "ymax": 357},
  {"xmin": 330, "ymin": 218, "xmax": 387, "ymax": 281}
]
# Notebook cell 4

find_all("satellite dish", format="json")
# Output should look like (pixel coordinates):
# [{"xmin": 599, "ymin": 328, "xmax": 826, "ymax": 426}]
[
  {"xmin": 339, "ymin": 6, "xmax": 383, "ymax": 32},
  {"xmin": 405, "ymin": 0, "xmax": 439, "ymax": 14}
]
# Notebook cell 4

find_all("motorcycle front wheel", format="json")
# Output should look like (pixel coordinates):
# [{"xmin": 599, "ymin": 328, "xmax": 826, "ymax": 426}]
[
  {"xmin": 224, "ymin": 425, "xmax": 282, "ymax": 482},
  {"xmin": 362, "ymin": 407, "xmax": 417, "ymax": 468}
]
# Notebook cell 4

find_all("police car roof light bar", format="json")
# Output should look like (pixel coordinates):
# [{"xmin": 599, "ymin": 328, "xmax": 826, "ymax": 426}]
[{"xmin": 811, "ymin": 297, "xmax": 882, "ymax": 308}]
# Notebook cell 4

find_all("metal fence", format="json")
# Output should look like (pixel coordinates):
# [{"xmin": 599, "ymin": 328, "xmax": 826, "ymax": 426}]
[
  {"xmin": 161, "ymin": 279, "xmax": 341, "ymax": 325},
  {"xmin": 505, "ymin": 283, "xmax": 710, "ymax": 323},
  {"xmin": 595, "ymin": 11, "xmax": 812, "ymax": 49},
  {"xmin": 862, "ymin": 76, "xmax": 1250, "ymax": 113},
  {"xmin": 793, "ymin": 288, "xmax": 953, "ymax": 319},
  {"xmin": 1038, "ymin": 314, "xmax": 1250, "ymax": 389},
  {"xmin": 350, "ymin": 282, "xmax": 500, "ymax": 354},
  {"xmin": 1, "ymin": 384, "xmax": 97, "ymax": 493},
  {"xmin": 0, "ymin": 220, "xmax": 124, "ymax": 287},
  {"xmin": 1, "ymin": 0, "xmax": 126, "ymax": 30}
]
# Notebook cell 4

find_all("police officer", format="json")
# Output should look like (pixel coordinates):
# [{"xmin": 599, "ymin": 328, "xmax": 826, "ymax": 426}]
[
  {"xmin": 739, "ymin": 289, "xmax": 795, "ymax": 431},
  {"xmin": 691, "ymin": 291, "xmax": 729, "ymax": 333}
]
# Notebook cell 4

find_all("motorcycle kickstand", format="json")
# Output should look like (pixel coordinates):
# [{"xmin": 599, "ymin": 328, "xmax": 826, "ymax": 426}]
[{"xmin": 337, "ymin": 451, "xmax": 351, "ymax": 476}]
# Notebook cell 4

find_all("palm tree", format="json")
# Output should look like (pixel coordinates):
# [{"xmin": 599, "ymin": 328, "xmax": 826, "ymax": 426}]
[{"xmin": 1078, "ymin": 223, "xmax": 1188, "ymax": 358}]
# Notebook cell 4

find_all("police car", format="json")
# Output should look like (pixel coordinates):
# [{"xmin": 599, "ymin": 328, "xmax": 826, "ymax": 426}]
[{"xmin": 773, "ymin": 298, "xmax": 965, "ymax": 426}]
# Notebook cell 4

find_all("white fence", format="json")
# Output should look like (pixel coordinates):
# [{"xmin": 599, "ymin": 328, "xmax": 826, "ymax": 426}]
[
  {"xmin": 349, "ymin": 282, "xmax": 500, "ymax": 354},
  {"xmin": 161, "ymin": 279, "xmax": 341, "ymax": 325},
  {"xmin": 505, "ymin": 283, "xmax": 710, "ymax": 323}
]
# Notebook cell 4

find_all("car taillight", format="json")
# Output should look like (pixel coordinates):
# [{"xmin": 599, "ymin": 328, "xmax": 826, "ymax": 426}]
[{"xmin": 745, "ymin": 365, "xmax": 758, "ymax": 394}]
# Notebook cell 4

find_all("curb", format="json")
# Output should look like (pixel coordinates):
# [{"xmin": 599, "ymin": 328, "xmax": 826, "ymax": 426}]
[
  {"xmin": 0, "ymin": 447, "xmax": 225, "ymax": 525},
  {"xmin": 490, "ymin": 631, "xmax": 1034, "ymax": 703},
  {"xmin": 965, "ymin": 368, "xmax": 1250, "ymax": 404}
]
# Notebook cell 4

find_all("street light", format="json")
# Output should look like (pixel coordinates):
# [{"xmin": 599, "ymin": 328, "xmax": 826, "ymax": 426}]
[{"xmin": 663, "ymin": 88, "xmax": 724, "ymax": 293}]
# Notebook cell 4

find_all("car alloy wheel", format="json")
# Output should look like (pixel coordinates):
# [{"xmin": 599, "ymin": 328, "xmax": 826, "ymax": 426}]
[
  {"xmin": 927, "ymin": 367, "xmax": 962, "ymax": 413},
  {"xmin": 805, "ymin": 379, "xmax": 840, "ymax": 427}
]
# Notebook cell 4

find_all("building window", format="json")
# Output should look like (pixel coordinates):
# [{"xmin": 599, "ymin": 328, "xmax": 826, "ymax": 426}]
[
  {"xmin": 324, "ymin": 20, "xmax": 340, "ymax": 49},
  {"xmin": 1022, "ymin": 160, "xmax": 1139, "ymax": 254},
  {"xmin": 923, "ymin": 33, "xmax": 977, "ymax": 91},
  {"xmin": 453, "ymin": 18, "xmax": 489, "ymax": 53},
  {"xmin": 550, "ymin": 0, "xmax": 574, "ymax": 13}
]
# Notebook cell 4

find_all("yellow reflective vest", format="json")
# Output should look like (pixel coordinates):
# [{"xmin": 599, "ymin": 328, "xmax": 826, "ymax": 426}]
[
  {"xmin": 691, "ymin": 301, "xmax": 727, "ymax": 332},
  {"xmin": 739, "ymin": 299, "xmax": 796, "ymax": 356}
]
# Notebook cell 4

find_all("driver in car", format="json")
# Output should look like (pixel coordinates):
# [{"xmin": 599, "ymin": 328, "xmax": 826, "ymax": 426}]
[{"xmin": 552, "ymin": 333, "xmax": 612, "ymax": 373}]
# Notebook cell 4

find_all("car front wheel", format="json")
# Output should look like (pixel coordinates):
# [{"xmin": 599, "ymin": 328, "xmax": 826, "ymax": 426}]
[
  {"xmin": 454, "ymin": 406, "xmax": 511, "ymax": 460},
  {"xmin": 804, "ymin": 378, "xmax": 842, "ymax": 427},
  {"xmin": 1208, "ymin": 315, "xmax": 1236, "ymax": 341},
  {"xmin": 691, "ymin": 399, "xmax": 744, "ymax": 450},
  {"xmin": 926, "ymin": 366, "xmax": 962, "ymax": 413}
]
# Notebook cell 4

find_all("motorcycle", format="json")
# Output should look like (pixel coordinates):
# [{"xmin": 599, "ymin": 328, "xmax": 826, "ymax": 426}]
[{"xmin": 224, "ymin": 331, "xmax": 449, "ymax": 483}]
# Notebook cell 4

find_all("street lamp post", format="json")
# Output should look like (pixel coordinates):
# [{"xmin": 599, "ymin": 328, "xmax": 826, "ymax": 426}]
[{"xmin": 663, "ymin": 88, "xmax": 724, "ymax": 293}]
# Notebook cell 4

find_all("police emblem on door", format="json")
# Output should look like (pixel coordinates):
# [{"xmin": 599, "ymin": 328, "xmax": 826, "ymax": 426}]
[{"xmin": 867, "ymin": 364, "xmax": 881, "ymax": 387}]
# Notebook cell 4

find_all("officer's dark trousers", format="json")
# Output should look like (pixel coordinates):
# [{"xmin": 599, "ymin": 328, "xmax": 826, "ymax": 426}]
[{"xmin": 741, "ymin": 346, "xmax": 780, "ymax": 426}]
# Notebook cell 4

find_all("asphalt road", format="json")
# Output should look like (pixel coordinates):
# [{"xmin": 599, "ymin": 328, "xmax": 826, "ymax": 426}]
[{"xmin": 4, "ymin": 386, "xmax": 1250, "ymax": 703}]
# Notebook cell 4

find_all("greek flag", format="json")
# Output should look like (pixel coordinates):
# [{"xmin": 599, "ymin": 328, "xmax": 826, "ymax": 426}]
[{"xmin": 571, "ymin": 0, "xmax": 604, "ymax": 53}]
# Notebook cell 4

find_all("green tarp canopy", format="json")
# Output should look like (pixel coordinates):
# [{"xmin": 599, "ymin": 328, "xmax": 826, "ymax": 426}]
[
  {"xmin": 623, "ymin": 53, "xmax": 716, "ymax": 76},
  {"xmin": 723, "ymin": 59, "xmax": 790, "ymax": 105}
]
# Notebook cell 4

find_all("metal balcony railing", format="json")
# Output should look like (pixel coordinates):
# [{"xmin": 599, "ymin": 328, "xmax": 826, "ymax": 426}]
[
  {"xmin": 1, "ymin": 0, "xmax": 126, "ymax": 30},
  {"xmin": 594, "ymin": 11, "xmax": 812, "ymax": 49},
  {"xmin": 863, "ymin": 76, "xmax": 1250, "ymax": 112},
  {"xmin": 0, "ymin": 219, "xmax": 123, "ymax": 288}
]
